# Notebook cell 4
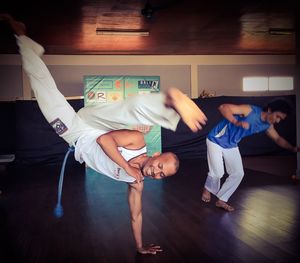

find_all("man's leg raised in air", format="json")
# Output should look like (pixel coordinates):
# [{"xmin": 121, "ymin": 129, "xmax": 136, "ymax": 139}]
[
  {"xmin": 1, "ymin": 14, "xmax": 92, "ymax": 145},
  {"xmin": 2, "ymin": 14, "xmax": 207, "ymax": 135},
  {"xmin": 78, "ymin": 87, "xmax": 207, "ymax": 133}
]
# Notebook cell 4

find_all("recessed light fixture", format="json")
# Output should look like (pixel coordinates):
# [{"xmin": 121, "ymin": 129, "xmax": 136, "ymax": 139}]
[
  {"xmin": 96, "ymin": 28, "xmax": 149, "ymax": 36},
  {"xmin": 268, "ymin": 28, "xmax": 294, "ymax": 35}
]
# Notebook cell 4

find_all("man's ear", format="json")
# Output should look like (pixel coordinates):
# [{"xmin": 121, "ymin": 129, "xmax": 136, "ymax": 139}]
[{"xmin": 152, "ymin": 152, "xmax": 161, "ymax": 157}]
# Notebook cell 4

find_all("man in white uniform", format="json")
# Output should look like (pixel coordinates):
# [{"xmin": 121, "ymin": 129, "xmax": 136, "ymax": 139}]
[{"xmin": 1, "ymin": 14, "xmax": 207, "ymax": 254}]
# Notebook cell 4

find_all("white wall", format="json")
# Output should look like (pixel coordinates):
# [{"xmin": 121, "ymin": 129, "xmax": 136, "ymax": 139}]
[
  {"xmin": 198, "ymin": 64, "xmax": 295, "ymax": 96},
  {"xmin": 0, "ymin": 54, "xmax": 295, "ymax": 101}
]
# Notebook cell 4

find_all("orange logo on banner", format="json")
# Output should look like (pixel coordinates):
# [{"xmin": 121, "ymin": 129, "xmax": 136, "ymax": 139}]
[
  {"xmin": 111, "ymin": 94, "xmax": 118, "ymax": 101},
  {"xmin": 115, "ymin": 80, "xmax": 121, "ymax": 89},
  {"xmin": 88, "ymin": 91, "xmax": 95, "ymax": 99}
]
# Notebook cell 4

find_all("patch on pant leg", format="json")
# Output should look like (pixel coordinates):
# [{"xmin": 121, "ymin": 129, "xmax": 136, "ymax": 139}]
[{"xmin": 50, "ymin": 118, "xmax": 68, "ymax": 135}]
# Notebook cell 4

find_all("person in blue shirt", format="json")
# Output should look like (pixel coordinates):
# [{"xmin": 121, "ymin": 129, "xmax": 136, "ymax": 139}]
[{"xmin": 202, "ymin": 100, "xmax": 299, "ymax": 212}]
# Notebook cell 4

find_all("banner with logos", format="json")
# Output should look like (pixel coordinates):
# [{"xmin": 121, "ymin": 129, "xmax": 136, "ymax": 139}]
[{"xmin": 84, "ymin": 75, "xmax": 161, "ymax": 177}]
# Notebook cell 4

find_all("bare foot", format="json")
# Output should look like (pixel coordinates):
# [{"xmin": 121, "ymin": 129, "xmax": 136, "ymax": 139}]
[
  {"xmin": 0, "ymin": 13, "xmax": 26, "ymax": 35},
  {"xmin": 216, "ymin": 200, "xmax": 234, "ymax": 212},
  {"xmin": 291, "ymin": 175, "xmax": 300, "ymax": 181},
  {"xmin": 0, "ymin": 13, "xmax": 12, "ymax": 21},
  {"xmin": 201, "ymin": 188, "xmax": 211, "ymax": 202},
  {"xmin": 165, "ymin": 87, "xmax": 207, "ymax": 133}
]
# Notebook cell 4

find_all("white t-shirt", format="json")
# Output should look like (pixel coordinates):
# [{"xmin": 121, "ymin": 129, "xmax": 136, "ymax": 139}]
[{"xmin": 74, "ymin": 130, "xmax": 147, "ymax": 183}]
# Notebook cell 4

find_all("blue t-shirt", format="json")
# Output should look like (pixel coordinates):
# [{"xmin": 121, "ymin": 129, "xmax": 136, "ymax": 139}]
[{"xmin": 207, "ymin": 105, "xmax": 270, "ymax": 148}]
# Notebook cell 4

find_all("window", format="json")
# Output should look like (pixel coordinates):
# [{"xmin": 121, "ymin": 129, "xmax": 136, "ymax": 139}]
[
  {"xmin": 243, "ymin": 76, "xmax": 293, "ymax": 92},
  {"xmin": 243, "ymin": 77, "xmax": 268, "ymax": 91},
  {"xmin": 269, "ymin": 77, "xmax": 293, "ymax": 91}
]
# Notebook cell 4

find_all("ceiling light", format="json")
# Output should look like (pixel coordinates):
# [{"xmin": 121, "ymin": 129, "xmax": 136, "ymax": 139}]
[
  {"xmin": 96, "ymin": 28, "xmax": 149, "ymax": 36},
  {"xmin": 268, "ymin": 28, "xmax": 294, "ymax": 35}
]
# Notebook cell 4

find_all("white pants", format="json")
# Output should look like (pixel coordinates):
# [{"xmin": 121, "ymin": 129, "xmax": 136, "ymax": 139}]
[
  {"xmin": 77, "ymin": 92, "xmax": 180, "ymax": 132},
  {"xmin": 17, "ymin": 35, "xmax": 181, "ymax": 145},
  {"xmin": 204, "ymin": 139, "xmax": 244, "ymax": 202}
]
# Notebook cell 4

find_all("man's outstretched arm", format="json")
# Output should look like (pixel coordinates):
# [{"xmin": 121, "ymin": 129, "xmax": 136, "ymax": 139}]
[
  {"xmin": 128, "ymin": 183, "xmax": 162, "ymax": 255},
  {"xmin": 266, "ymin": 126, "xmax": 300, "ymax": 152}
]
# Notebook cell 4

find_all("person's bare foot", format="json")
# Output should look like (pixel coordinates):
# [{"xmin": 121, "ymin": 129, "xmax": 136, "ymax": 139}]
[
  {"xmin": 0, "ymin": 13, "xmax": 12, "ymax": 21},
  {"xmin": 165, "ymin": 87, "xmax": 207, "ymax": 133},
  {"xmin": 216, "ymin": 200, "xmax": 234, "ymax": 212},
  {"xmin": 0, "ymin": 13, "xmax": 26, "ymax": 36},
  {"xmin": 201, "ymin": 188, "xmax": 211, "ymax": 202},
  {"xmin": 291, "ymin": 175, "xmax": 300, "ymax": 182}
]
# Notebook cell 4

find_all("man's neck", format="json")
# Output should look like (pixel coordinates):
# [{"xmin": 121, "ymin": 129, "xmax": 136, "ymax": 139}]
[
  {"xmin": 129, "ymin": 154, "xmax": 150, "ymax": 168},
  {"xmin": 261, "ymin": 111, "xmax": 267, "ymax": 122}
]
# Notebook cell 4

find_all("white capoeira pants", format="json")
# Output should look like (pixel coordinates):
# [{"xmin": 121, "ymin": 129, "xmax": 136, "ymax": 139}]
[
  {"xmin": 16, "ymin": 35, "xmax": 181, "ymax": 145},
  {"xmin": 204, "ymin": 139, "xmax": 244, "ymax": 202},
  {"xmin": 77, "ymin": 91, "xmax": 180, "ymax": 132}
]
